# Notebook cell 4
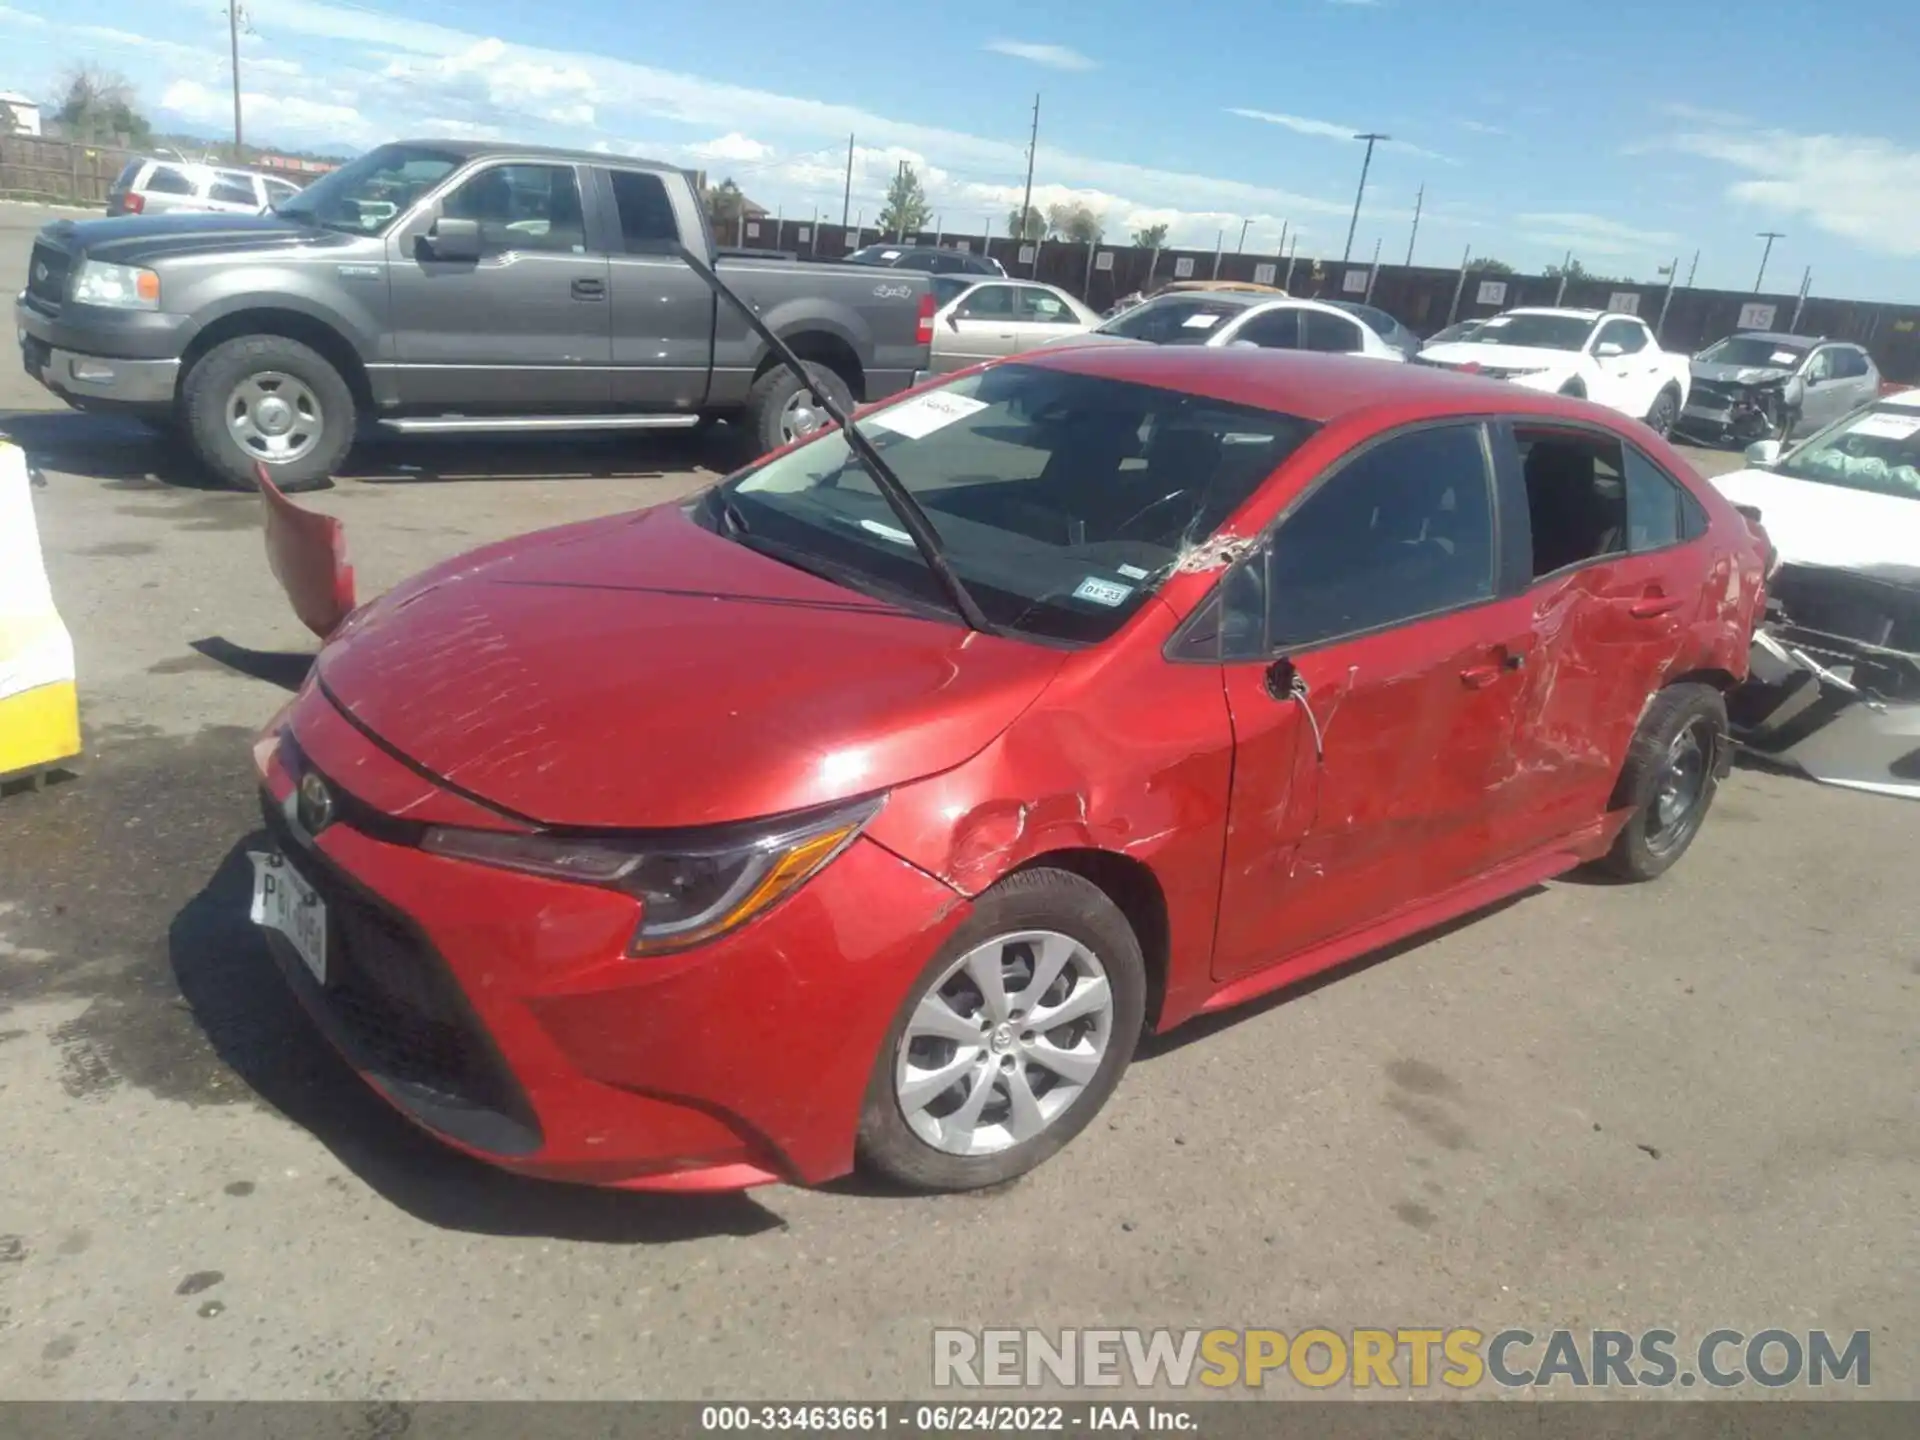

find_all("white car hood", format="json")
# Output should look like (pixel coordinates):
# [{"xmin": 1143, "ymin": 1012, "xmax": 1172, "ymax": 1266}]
[
  {"xmin": 1710, "ymin": 467, "xmax": 1920, "ymax": 584},
  {"xmin": 1419, "ymin": 341, "xmax": 1580, "ymax": 370}
]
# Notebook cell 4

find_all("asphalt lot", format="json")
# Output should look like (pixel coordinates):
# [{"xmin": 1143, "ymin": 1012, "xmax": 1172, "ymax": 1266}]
[{"xmin": 2, "ymin": 201, "xmax": 1916, "ymax": 1402}]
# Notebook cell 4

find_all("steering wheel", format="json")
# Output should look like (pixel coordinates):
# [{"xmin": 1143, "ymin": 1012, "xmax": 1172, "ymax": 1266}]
[{"xmin": 1111, "ymin": 488, "xmax": 1199, "ymax": 543}]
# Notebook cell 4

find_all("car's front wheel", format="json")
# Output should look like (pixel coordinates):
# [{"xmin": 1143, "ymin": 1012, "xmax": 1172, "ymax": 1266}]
[
  {"xmin": 180, "ymin": 335, "xmax": 356, "ymax": 492},
  {"xmin": 857, "ymin": 867, "xmax": 1146, "ymax": 1191},
  {"xmin": 1646, "ymin": 384, "xmax": 1681, "ymax": 437}
]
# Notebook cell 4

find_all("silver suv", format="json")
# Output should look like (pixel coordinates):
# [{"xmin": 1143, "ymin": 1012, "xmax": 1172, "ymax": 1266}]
[{"xmin": 105, "ymin": 158, "xmax": 303, "ymax": 218}]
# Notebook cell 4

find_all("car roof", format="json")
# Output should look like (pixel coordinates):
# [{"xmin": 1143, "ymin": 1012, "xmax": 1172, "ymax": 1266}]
[
  {"xmin": 393, "ymin": 137, "xmax": 683, "ymax": 174},
  {"xmin": 1506, "ymin": 307, "xmax": 1607, "ymax": 321},
  {"xmin": 1018, "ymin": 344, "xmax": 1612, "ymax": 426},
  {"xmin": 1727, "ymin": 330, "xmax": 1829, "ymax": 345}
]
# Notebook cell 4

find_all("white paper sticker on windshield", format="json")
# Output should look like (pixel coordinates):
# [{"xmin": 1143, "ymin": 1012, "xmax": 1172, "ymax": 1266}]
[
  {"xmin": 1847, "ymin": 412, "xmax": 1920, "ymax": 441},
  {"xmin": 867, "ymin": 391, "xmax": 989, "ymax": 440},
  {"xmin": 859, "ymin": 518, "xmax": 914, "ymax": 545},
  {"xmin": 1181, "ymin": 313, "xmax": 1223, "ymax": 329},
  {"xmin": 1116, "ymin": 564, "xmax": 1151, "ymax": 580},
  {"xmin": 1073, "ymin": 577, "xmax": 1133, "ymax": 607},
  {"xmin": 1481, "ymin": 316, "xmax": 1512, "ymax": 328},
  {"xmin": 1770, "ymin": 351, "xmax": 1800, "ymax": 366}
]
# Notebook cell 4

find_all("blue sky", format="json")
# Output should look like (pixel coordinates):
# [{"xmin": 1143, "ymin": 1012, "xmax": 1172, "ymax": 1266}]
[{"xmin": 3, "ymin": 0, "xmax": 1918, "ymax": 300}]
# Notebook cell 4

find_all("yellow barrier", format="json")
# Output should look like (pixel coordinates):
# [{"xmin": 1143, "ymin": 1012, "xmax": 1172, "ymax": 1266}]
[{"xmin": 0, "ymin": 440, "xmax": 80, "ymax": 786}]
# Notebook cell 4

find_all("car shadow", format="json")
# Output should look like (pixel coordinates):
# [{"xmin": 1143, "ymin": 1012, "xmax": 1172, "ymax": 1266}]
[
  {"xmin": 172, "ymin": 835, "xmax": 785, "ymax": 1243},
  {"xmin": 1138, "ymin": 887, "xmax": 1543, "ymax": 1058},
  {"xmin": 1, "ymin": 409, "xmax": 735, "ymax": 491},
  {"xmin": 189, "ymin": 636, "xmax": 313, "ymax": 691}
]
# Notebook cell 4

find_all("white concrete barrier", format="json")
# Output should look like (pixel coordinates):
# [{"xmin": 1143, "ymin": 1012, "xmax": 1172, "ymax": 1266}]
[{"xmin": 0, "ymin": 440, "xmax": 80, "ymax": 783}]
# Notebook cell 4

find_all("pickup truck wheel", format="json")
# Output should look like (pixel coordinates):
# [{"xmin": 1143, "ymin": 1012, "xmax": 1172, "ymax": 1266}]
[
  {"xmin": 1646, "ymin": 385, "xmax": 1680, "ymax": 437},
  {"xmin": 741, "ymin": 362, "xmax": 855, "ymax": 456},
  {"xmin": 182, "ymin": 335, "xmax": 355, "ymax": 493}
]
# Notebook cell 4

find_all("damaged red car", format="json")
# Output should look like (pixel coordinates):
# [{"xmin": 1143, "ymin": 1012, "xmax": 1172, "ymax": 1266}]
[{"xmin": 249, "ymin": 344, "xmax": 1767, "ymax": 1194}]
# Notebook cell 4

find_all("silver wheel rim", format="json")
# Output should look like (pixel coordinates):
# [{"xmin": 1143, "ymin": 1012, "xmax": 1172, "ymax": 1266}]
[
  {"xmin": 227, "ymin": 371, "xmax": 323, "ymax": 465},
  {"xmin": 1648, "ymin": 721, "xmax": 1709, "ymax": 853},
  {"xmin": 780, "ymin": 388, "xmax": 829, "ymax": 445},
  {"xmin": 894, "ymin": 929, "xmax": 1114, "ymax": 1157}
]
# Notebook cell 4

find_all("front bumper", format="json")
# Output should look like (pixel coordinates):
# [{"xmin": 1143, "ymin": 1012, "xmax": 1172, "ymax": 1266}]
[
  {"xmin": 251, "ymin": 686, "xmax": 971, "ymax": 1189},
  {"xmin": 1731, "ymin": 629, "xmax": 1920, "ymax": 800},
  {"xmin": 16, "ymin": 295, "xmax": 191, "ymax": 407}
]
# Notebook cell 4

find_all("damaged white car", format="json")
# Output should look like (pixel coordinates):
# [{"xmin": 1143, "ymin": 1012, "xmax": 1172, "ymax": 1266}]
[{"xmin": 1711, "ymin": 388, "xmax": 1920, "ymax": 799}]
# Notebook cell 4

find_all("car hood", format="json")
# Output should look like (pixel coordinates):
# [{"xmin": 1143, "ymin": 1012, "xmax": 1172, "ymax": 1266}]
[
  {"xmin": 1691, "ymin": 360, "xmax": 1796, "ymax": 386},
  {"xmin": 1710, "ymin": 467, "xmax": 1920, "ymax": 585},
  {"xmin": 1417, "ymin": 342, "xmax": 1583, "ymax": 370},
  {"xmin": 310, "ymin": 505, "xmax": 1066, "ymax": 829},
  {"xmin": 40, "ymin": 211, "xmax": 347, "ymax": 264}
]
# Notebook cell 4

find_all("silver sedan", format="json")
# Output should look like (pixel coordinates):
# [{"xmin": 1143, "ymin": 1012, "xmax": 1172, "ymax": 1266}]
[{"xmin": 924, "ymin": 278, "xmax": 1103, "ymax": 375}]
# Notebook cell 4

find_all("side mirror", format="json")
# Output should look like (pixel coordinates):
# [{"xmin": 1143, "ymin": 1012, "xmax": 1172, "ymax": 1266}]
[
  {"xmin": 422, "ymin": 216, "xmax": 481, "ymax": 262},
  {"xmin": 1744, "ymin": 439, "xmax": 1783, "ymax": 467},
  {"xmin": 946, "ymin": 312, "xmax": 963, "ymax": 331},
  {"xmin": 1595, "ymin": 341, "xmax": 1624, "ymax": 358}
]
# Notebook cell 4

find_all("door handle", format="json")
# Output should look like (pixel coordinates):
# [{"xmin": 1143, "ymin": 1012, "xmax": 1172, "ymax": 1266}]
[
  {"xmin": 571, "ymin": 277, "xmax": 606, "ymax": 300},
  {"xmin": 1618, "ymin": 592, "xmax": 1685, "ymax": 619}
]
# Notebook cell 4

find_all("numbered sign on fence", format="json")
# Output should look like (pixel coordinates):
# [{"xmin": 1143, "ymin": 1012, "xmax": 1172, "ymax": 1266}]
[
  {"xmin": 745, "ymin": 222, "xmax": 760, "ymax": 239},
  {"xmin": 1174, "ymin": 256, "xmax": 1195, "ymax": 278},
  {"xmin": 1253, "ymin": 263, "xmax": 1276, "ymax": 285},
  {"xmin": 1607, "ymin": 292, "xmax": 1641, "ymax": 315},
  {"xmin": 1095, "ymin": 252, "xmax": 1114, "ymax": 272},
  {"xmin": 1343, "ymin": 270, "xmax": 1369, "ymax": 294},
  {"xmin": 1476, "ymin": 280, "xmax": 1508, "ymax": 306},
  {"xmin": 1738, "ymin": 302, "xmax": 1778, "ymax": 330},
  {"xmin": 1019, "ymin": 245, "xmax": 1037, "ymax": 264}
]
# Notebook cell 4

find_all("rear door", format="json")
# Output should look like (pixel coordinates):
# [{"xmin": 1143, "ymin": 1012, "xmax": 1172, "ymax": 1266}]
[
  {"xmin": 1211, "ymin": 421, "xmax": 1537, "ymax": 980},
  {"xmin": 600, "ymin": 166, "xmax": 717, "ymax": 411},
  {"xmin": 136, "ymin": 163, "xmax": 203, "ymax": 215},
  {"xmin": 1828, "ymin": 345, "xmax": 1880, "ymax": 418},
  {"xmin": 1301, "ymin": 308, "xmax": 1370, "ymax": 355},
  {"xmin": 942, "ymin": 283, "xmax": 1024, "ymax": 367},
  {"xmin": 207, "ymin": 170, "xmax": 266, "ymax": 214},
  {"xmin": 1004, "ymin": 284, "xmax": 1089, "ymax": 353},
  {"xmin": 1798, "ymin": 347, "xmax": 1851, "ymax": 429},
  {"xmin": 1220, "ymin": 306, "xmax": 1300, "ymax": 350},
  {"xmin": 1589, "ymin": 318, "xmax": 1655, "ymax": 414},
  {"xmin": 386, "ymin": 159, "xmax": 612, "ymax": 410}
]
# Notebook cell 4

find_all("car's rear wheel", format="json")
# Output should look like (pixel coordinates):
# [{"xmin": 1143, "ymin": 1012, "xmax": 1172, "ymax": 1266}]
[
  {"xmin": 1646, "ymin": 385, "xmax": 1681, "ymax": 437},
  {"xmin": 181, "ymin": 335, "xmax": 355, "ymax": 493},
  {"xmin": 857, "ymin": 867, "xmax": 1146, "ymax": 1191},
  {"xmin": 740, "ymin": 361, "xmax": 855, "ymax": 456},
  {"xmin": 1597, "ymin": 682, "xmax": 1728, "ymax": 882}
]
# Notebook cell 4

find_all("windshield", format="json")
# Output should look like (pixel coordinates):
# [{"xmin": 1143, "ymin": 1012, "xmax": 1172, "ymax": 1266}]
[
  {"xmin": 1775, "ymin": 403, "xmax": 1920, "ymax": 501},
  {"xmin": 274, "ymin": 143, "xmax": 462, "ymax": 235},
  {"xmin": 1425, "ymin": 321, "xmax": 1483, "ymax": 345},
  {"xmin": 704, "ymin": 364, "xmax": 1317, "ymax": 644},
  {"xmin": 1698, "ymin": 336, "xmax": 1809, "ymax": 370},
  {"xmin": 1456, "ymin": 314, "xmax": 1596, "ymax": 351},
  {"xmin": 1097, "ymin": 296, "xmax": 1248, "ymax": 345}
]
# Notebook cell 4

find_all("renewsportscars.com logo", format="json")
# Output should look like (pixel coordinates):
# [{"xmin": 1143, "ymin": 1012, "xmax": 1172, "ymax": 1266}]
[{"xmin": 932, "ymin": 1328, "xmax": 1872, "ymax": 1391}]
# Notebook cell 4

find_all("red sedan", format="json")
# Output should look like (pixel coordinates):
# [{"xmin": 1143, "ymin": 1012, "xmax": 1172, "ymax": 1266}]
[{"xmin": 248, "ymin": 345, "xmax": 1768, "ymax": 1193}]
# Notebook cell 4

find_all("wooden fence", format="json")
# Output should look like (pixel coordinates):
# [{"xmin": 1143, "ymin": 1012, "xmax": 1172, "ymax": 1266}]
[{"xmin": 0, "ymin": 133, "xmax": 330, "ymax": 206}]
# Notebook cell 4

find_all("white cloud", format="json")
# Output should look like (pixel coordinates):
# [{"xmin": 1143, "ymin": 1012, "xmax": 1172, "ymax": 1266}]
[
  {"xmin": 1226, "ymin": 107, "xmax": 1459, "ymax": 165},
  {"xmin": 159, "ymin": 78, "xmax": 378, "ymax": 147},
  {"xmin": 1456, "ymin": 118, "xmax": 1506, "ymax": 136},
  {"xmin": 687, "ymin": 132, "xmax": 774, "ymax": 163},
  {"xmin": 984, "ymin": 40, "xmax": 1097, "ymax": 72},
  {"xmin": 1669, "ymin": 127, "xmax": 1920, "ymax": 257},
  {"xmin": 0, "ymin": 3, "xmax": 49, "ymax": 25},
  {"xmin": 1513, "ymin": 211, "xmax": 1680, "ymax": 258}
]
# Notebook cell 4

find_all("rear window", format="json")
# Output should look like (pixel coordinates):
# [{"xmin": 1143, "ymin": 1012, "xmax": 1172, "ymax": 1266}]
[
  {"xmin": 608, "ymin": 169, "xmax": 679, "ymax": 250},
  {"xmin": 1097, "ymin": 296, "xmax": 1247, "ymax": 345},
  {"xmin": 142, "ymin": 165, "xmax": 197, "ymax": 196},
  {"xmin": 209, "ymin": 173, "xmax": 259, "ymax": 206},
  {"xmin": 113, "ymin": 159, "xmax": 143, "ymax": 188}
]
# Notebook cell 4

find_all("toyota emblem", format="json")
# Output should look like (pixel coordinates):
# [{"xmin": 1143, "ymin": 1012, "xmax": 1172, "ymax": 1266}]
[{"xmin": 296, "ymin": 770, "xmax": 335, "ymax": 834}]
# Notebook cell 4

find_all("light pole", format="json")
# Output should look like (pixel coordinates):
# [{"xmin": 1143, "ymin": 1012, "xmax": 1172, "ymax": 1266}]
[
  {"xmin": 1342, "ymin": 131, "xmax": 1389, "ymax": 264},
  {"xmin": 1754, "ymin": 231, "xmax": 1785, "ymax": 293}
]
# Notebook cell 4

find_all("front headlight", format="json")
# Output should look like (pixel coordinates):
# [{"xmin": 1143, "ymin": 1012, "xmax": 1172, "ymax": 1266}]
[
  {"xmin": 71, "ymin": 260, "xmax": 161, "ymax": 310},
  {"xmin": 421, "ymin": 796, "xmax": 883, "ymax": 955}
]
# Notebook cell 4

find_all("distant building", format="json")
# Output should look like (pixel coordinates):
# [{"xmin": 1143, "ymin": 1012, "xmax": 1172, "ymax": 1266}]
[{"xmin": 0, "ymin": 92, "xmax": 43, "ymax": 137}]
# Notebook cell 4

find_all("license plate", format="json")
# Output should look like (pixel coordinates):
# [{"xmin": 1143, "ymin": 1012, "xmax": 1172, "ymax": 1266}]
[{"xmin": 249, "ymin": 851, "xmax": 327, "ymax": 984}]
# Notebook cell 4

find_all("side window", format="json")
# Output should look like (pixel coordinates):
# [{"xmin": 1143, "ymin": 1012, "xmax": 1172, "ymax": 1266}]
[
  {"xmin": 441, "ymin": 164, "xmax": 587, "ymax": 254},
  {"xmin": 1515, "ymin": 428, "xmax": 1628, "ymax": 578},
  {"xmin": 1018, "ymin": 288, "xmax": 1077, "ymax": 323},
  {"xmin": 1265, "ymin": 424, "xmax": 1497, "ymax": 651},
  {"xmin": 113, "ymin": 159, "xmax": 143, "ymax": 188},
  {"xmin": 1622, "ymin": 446, "xmax": 1707, "ymax": 551},
  {"xmin": 143, "ymin": 165, "xmax": 196, "ymax": 196},
  {"xmin": 264, "ymin": 178, "xmax": 299, "ymax": 206},
  {"xmin": 1232, "ymin": 310, "xmax": 1299, "ymax": 349},
  {"xmin": 957, "ymin": 284, "xmax": 1016, "ymax": 319},
  {"xmin": 209, "ymin": 173, "xmax": 259, "ymax": 206},
  {"xmin": 1804, "ymin": 348, "xmax": 1836, "ymax": 382},
  {"xmin": 1597, "ymin": 320, "xmax": 1647, "ymax": 354},
  {"xmin": 1829, "ymin": 347, "xmax": 1867, "ymax": 380},
  {"xmin": 608, "ymin": 169, "xmax": 679, "ymax": 251},
  {"xmin": 1302, "ymin": 310, "xmax": 1365, "ymax": 353}
]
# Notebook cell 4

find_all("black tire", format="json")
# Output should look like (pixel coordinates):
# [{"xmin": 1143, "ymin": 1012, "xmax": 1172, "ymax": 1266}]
[
  {"xmin": 739, "ymin": 361, "xmax": 855, "ymax": 457},
  {"xmin": 1646, "ymin": 385, "xmax": 1681, "ymax": 438},
  {"xmin": 180, "ymin": 335, "xmax": 355, "ymax": 493},
  {"xmin": 1559, "ymin": 377, "xmax": 1587, "ymax": 400},
  {"xmin": 856, "ymin": 867, "xmax": 1147, "ymax": 1192},
  {"xmin": 1596, "ymin": 682, "xmax": 1728, "ymax": 882}
]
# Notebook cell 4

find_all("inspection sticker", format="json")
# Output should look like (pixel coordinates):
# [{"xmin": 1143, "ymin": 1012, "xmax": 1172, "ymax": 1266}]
[
  {"xmin": 1181, "ymin": 313, "xmax": 1223, "ymax": 329},
  {"xmin": 1116, "ymin": 564, "xmax": 1152, "ymax": 579},
  {"xmin": 1771, "ymin": 351, "xmax": 1801, "ymax": 366},
  {"xmin": 859, "ymin": 518, "xmax": 914, "ymax": 545},
  {"xmin": 1848, "ymin": 412, "xmax": 1920, "ymax": 441},
  {"xmin": 867, "ymin": 391, "xmax": 989, "ymax": 440},
  {"xmin": 1073, "ymin": 577, "xmax": 1134, "ymax": 607}
]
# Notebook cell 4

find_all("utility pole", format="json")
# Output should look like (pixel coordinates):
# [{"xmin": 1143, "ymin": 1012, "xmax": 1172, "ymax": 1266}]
[
  {"xmin": 894, "ymin": 160, "xmax": 908, "ymax": 242},
  {"xmin": 1447, "ymin": 244, "xmax": 1471, "ymax": 325},
  {"xmin": 1276, "ymin": 219, "xmax": 1289, "ymax": 268},
  {"xmin": 840, "ymin": 133, "xmax": 854, "ymax": 228},
  {"xmin": 1237, "ymin": 218, "xmax": 1251, "ymax": 253},
  {"xmin": 1365, "ymin": 235, "xmax": 1382, "ymax": 303},
  {"xmin": 226, "ymin": 2, "xmax": 247, "ymax": 159},
  {"xmin": 1684, "ymin": 249, "xmax": 1699, "ymax": 288},
  {"xmin": 1754, "ymin": 231, "xmax": 1785, "ymax": 293},
  {"xmin": 1405, "ymin": 183, "xmax": 1423, "ymax": 267},
  {"xmin": 1283, "ymin": 231, "xmax": 1301, "ymax": 291},
  {"xmin": 1019, "ymin": 93, "xmax": 1040, "ymax": 271},
  {"xmin": 1790, "ymin": 265, "xmax": 1813, "ymax": 331},
  {"xmin": 1342, "ymin": 131, "xmax": 1389, "ymax": 264},
  {"xmin": 1654, "ymin": 255, "xmax": 1680, "ymax": 342},
  {"xmin": 1211, "ymin": 229, "xmax": 1224, "ymax": 279}
]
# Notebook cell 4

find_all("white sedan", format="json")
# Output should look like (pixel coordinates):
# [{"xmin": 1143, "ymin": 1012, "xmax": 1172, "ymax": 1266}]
[
  {"xmin": 922, "ymin": 278, "xmax": 1103, "ymax": 375},
  {"xmin": 1069, "ymin": 290, "xmax": 1409, "ymax": 361},
  {"xmin": 1417, "ymin": 308, "xmax": 1691, "ymax": 435}
]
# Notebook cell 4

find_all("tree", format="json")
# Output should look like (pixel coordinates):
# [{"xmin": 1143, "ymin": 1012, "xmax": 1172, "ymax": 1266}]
[
  {"xmin": 1131, "ymin": 222, "xmax": 1169, "ymax": 250},
  {"xmin": 53, "ymin": 67, "xmax": 151, "ymax": 146},
  {"xmin": 1048, "ymin": 201, "xmax": 1102, "ymax": 244},
  {"xmin": 1472, "ymin": 256, "xmax": 1516, "ymax": 274},
  {"xmin": 1006, "ymin": 205, "xmax": 1045, "ymax": 240},
  {"xmin": 1543, "ymin": 257, "xmax": 1617, "ymax": 283},
  {"xmin": 876, "ymin": 163, "xmax": 931, "ymax": 239},
  {"xmin": 705, "ymin": 178, "xmax": 747, "ymax": 239}
]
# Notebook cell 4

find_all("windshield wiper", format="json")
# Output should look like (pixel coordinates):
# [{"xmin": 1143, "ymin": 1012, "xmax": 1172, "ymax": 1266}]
[{"xmin": 673, "ymin": 244, "xmax": 998, "ymax": 636}]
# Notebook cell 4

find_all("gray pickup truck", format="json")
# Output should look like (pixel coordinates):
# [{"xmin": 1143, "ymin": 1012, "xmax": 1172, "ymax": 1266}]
[{"xmin": 16, "ymin": 139, "xmax": 934, "ymax": 490}]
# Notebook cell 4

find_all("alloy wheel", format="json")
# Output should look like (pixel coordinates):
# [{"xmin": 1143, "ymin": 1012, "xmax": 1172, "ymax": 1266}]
[
  {"xmin": 226, "ymin": 371, "xmax": 324, "ymax": 466},
  {"xmin": 1646, "ymin": 719, "xmax": 1712, "ymax": 856}
]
